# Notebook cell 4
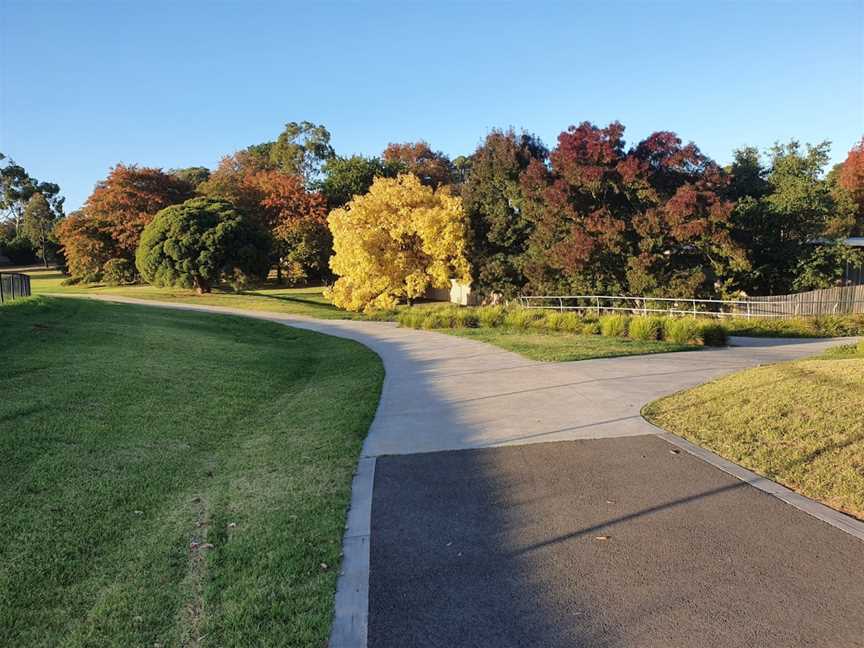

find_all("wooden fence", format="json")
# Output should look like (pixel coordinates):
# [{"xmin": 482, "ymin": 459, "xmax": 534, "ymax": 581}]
[{"xmin": 740, "ymin": 285, "xmax": 864, "ymax": 317}]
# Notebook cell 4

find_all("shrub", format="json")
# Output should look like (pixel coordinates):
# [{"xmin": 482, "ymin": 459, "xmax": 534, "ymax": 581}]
[
  {"xmin": 664, "ymin": 318, "xmax": 701, "ymax": 344},
  {"xmin": 858, "ymin": 338, "xmax": 864, "ymax": 354},
  {"xmin": 628, "ymin": 316, "xmax": 664, "ymax": 341},
  {"xmin": 102, "ymin": 258, "xmax": 136, "ymax": 286},
  {"xmin": 600, "ymin": 314, "xmax": 630, "ymax": 337},
  {"xmin": 698, "ymin": 323, "xmax": 728, "ymax": 346},
  {"xmin": 136, "ymin": 197, "xmax": 271, "ymax": 294}
]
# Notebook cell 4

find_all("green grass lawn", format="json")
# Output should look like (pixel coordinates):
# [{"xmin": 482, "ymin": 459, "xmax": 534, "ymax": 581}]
[
  {"xmin": 0, "ymin": 296, "xmax": 383, "ymax": 647},
  {"xmin": 447, "ymin": 327, "xmax": 694, "ymax": 362},
  {"xmin": 23, "ymin": 267, "xmax": 700, "ymax": 363},
  {"xmin": 27, "ymin": 267, "xmax": 365, "ymax": 320},
  {"xmin": 644, "ymin": 343, "xmax": 864, "ymax": 520}
]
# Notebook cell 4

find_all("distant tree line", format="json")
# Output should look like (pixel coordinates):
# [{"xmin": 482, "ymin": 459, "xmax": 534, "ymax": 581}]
[{"xmin": 4, "ymin": 120, "xmax": 862, "ymax": 307}]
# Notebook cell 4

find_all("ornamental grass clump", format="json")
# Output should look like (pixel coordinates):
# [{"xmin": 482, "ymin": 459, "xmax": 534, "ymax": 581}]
[
  {"xmin": 663, "ymin": 318, "xmax": 702, "ymax": 344},
  {"xmin": 599, "ymin": 314, "xmax": 630, "ymax": 337},
  {"xmin": 582, "ymin": 321, "xmax": 601, "ymax": 335},
  {"xmin": 476, "ymin": 305, "xmax": 506, "ymax": 328},
  {"xmin": 628, "ymin": 316, "xmax": 664, "ymax": 341},
  {"xmin": 541, "ymin": 311, "xmax": 584, "ymax": 332},
  {"xmin": 504, "ymin": 308, "xmax": 543, "ymax": 329}
]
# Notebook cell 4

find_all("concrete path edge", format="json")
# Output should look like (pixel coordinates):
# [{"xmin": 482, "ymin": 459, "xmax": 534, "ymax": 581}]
[
  {"xmin": 649, "ymin": 425, "xmax": 864, "ymax": 541},
  {"xmin": 329, "ymin": 456, "xmax": 376, "ymax": 647}
]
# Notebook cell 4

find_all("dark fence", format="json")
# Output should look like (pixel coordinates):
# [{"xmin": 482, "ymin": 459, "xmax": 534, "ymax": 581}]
[{"xmin": 0, "ymin": 272, "xmax": 32, "ymax": 303}]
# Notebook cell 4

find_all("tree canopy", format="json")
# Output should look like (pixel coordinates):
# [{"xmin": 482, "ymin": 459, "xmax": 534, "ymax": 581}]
[
  {"xmin": 136, "ymin": 197, "xmax": 271, "ymax": 293},
  {"xmin": 319, "ymin": 155, "xmax": 401, "ymax": 209},
  {"xmin": 22, "ymin": 193, "xmax": 60, "ymax": 267},
  {"xmin": 84, "ymin": 164, "xmax": 195, "ymax": 258},
  {"xmin": 462, "ymin": 129, "xmax": 547, "ymax": 297},
  {"xmin": 382, "ymin": 141, "xmax": 454, "ymax": 189},
  {"xmin": 326, "ymin": 174, "xmax": 470, "ymax": 312},
  {"xmin": 519, "ymin": 122, "xmax": 746, "ymax": 297}
]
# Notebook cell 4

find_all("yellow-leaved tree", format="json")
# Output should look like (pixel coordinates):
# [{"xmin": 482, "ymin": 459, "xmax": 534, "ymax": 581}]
[{"xmin": 325, "ymin": 174, "xmax": 470, "ymax": 312}]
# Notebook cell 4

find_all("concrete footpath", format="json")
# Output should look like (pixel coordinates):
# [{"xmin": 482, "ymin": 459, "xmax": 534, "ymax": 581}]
[{"xmin": 70, "ymin": 296, "xmax": 864, "ymax": 647}]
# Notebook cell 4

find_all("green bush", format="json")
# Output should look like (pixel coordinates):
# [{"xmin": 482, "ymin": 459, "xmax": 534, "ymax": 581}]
[
  {"xmin": 136, "ymin": 197, "xmax": 271, "ymax": 294},
  {"xmin": 664, "ymin": 318, "xmax": 702, "ymax": 344},
  {"xmin": 599, "ymin": 314, "xmax": 630, "ymax": 337},
  {"xmin": 698, "ymin": 323, "xmax": 728, "ymax": 347},
  {"xmin": 628, "ymin": 316, "xmax": 664, "ymax": 341},
  {"xmin": 858, "ymin": 338, "xmax": 864, "ymax": 354},
  {"xmin": 102, "ymin": 258, "xmax": 137, "ymax": 286}
]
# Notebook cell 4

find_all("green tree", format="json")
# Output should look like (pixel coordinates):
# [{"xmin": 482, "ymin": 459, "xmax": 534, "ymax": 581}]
[
  {"xmin": 268, "ymin": 121, "xmax": 335, "ymax": 185},
  {"xmin": 462, "ymin": 129, "xmax": 547, "ymax": 297},
  {"xmin": 319, "ymin": 155, "xmax": 400, "ymax": 208},
  {"xmin": 171, "ymin": 166, "xmax": 211, "ymax": 189},
  {"xmin": 22, "ymin": 193, "xmax": 59, "ymax": 267},
  {"xmin": 1, "ymin": 153, "xmax": 64, "ymax": 233},
  {"xmin": 136, "ymin": 197, "xmax": 271, "ymax": 293}
]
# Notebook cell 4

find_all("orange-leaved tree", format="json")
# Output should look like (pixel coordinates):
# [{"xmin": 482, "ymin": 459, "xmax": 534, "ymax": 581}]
[
  {"xmin": 244, "ymin": 170, "xmax": 331, "ymax": 283},
  {"xmin": 83, "ymin": 164, "xmax": 194, "ymax": 257}
]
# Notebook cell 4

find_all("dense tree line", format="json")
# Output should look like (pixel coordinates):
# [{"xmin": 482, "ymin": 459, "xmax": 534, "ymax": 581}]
[{"xmin": 6, "ymin": 119, "xmax": 860, "ymax": 306}]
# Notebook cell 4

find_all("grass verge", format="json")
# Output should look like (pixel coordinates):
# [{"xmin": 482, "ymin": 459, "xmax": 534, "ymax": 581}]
[
  {"xmin": 0, "ymin": 296, "xmax": 383, "ymax": 647},
  {"xmin": 643, "ymin": 343, "xmax": 864, "ymax": 520}
]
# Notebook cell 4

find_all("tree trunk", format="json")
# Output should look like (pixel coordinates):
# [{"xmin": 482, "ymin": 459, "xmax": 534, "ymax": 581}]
[{"xmin": 194, "ymin": 277, "xmax": 211, "ymax": 294}]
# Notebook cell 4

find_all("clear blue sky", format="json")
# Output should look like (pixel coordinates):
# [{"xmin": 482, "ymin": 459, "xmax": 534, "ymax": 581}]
[{"xmin": 2, "ymin": 0, "xmax": 862, "ymax": 211}]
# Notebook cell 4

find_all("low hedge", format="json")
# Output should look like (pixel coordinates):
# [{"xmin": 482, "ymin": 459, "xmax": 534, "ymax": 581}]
[
  {"xmin": 724, "ymin": 314, "xmax": 864, "ymax": 338},
  {"xmin": 396, "ymin": 305, "xmax": 729, "ymax": 346}
]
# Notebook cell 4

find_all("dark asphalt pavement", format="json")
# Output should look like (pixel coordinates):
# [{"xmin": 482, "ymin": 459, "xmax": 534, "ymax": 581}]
[{"xmin": 368, "ymin": 436, "xmax": 864, "ymax": 648}]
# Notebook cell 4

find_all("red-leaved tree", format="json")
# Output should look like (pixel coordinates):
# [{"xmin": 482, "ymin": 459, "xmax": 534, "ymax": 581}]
[{"xmin": 520, "ymin": 122, "xmax": 747, "ymax": 297}]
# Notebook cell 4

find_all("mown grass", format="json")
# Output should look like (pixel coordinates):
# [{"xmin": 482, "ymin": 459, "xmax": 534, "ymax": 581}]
[
  {"xmin": 27, "ymin": 267, "xmax": 367, "ymax": 320},
  {"xmin": 447, "ymin": 328, "xmax": 693, "ymax": 362},
  {"xmin": 0, "ymin": 296, "xmax": 383, "ymax": 647},
  {"xmin": 644, "ymin": 343, "xmax": 864, "ymax": 520}
]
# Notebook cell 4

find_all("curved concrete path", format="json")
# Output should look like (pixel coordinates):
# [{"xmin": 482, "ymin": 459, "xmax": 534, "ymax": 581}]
[{"xmin": 65, "ymin": 296, "xmax": 863, "ymax": 647}]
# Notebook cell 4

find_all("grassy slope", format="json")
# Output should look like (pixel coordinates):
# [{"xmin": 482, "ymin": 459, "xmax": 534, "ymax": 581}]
[
  {"xmin": 27, "ymin": 267, "xmax": 363, "ymax": 320},
  {"xmin": 28, "ymin": 269, "xmax": 692, "ymax": 363},
  {"xmin": 0, "ymin": 297, "xmax": 383, "ymax": 647},
  {"xmin": 644, "ymin": 344, "xmax": 864, "ymax": 520},
  {"xmin": 448, "ymin": 328, "xmax": 693, "ymax": 362}
]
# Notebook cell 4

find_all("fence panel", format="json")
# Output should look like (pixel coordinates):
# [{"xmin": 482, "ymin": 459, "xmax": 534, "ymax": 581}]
[{"xmin": 0, "ymin": 272, "xmax": 33, "ymax": 304}]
